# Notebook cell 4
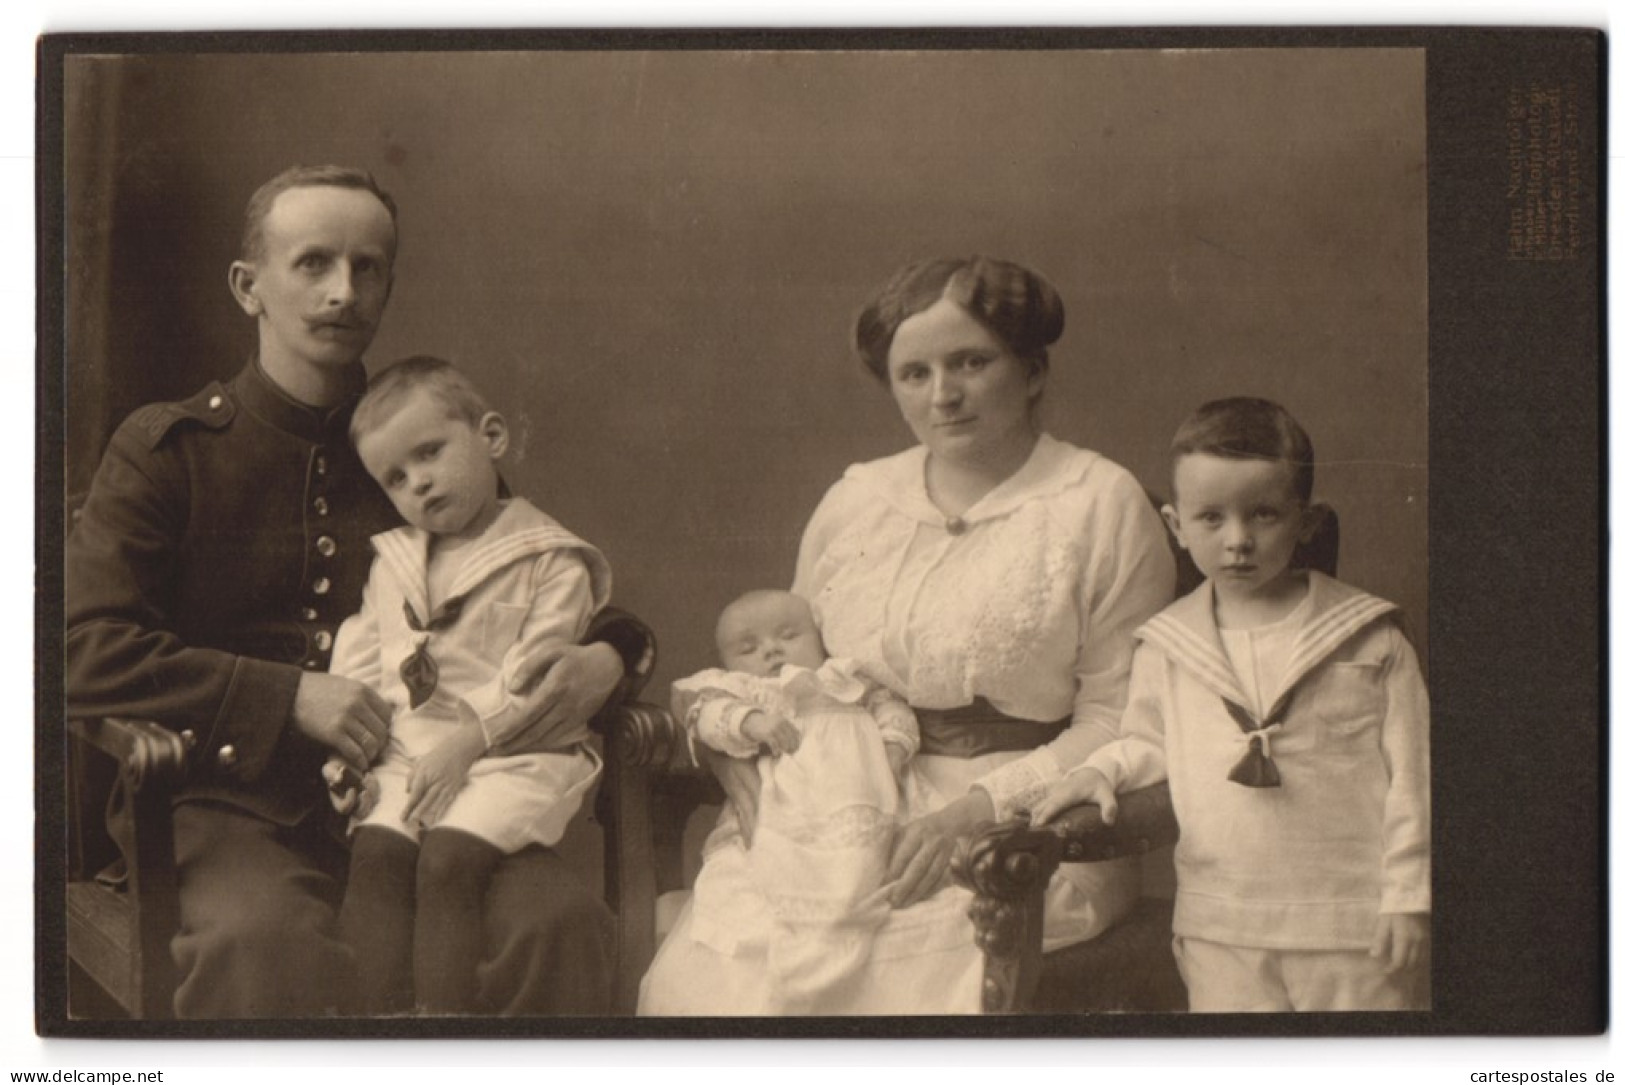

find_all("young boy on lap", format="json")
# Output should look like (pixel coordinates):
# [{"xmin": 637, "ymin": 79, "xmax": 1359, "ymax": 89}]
[{"xmin": 326, "ymin": 355, "xmax": 611, "ymax": 1014}]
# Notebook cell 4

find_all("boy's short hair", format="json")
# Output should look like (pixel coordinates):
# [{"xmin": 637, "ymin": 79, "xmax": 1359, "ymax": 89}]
[
  {"xmin": 350, "ymin": 356, "xmax": 492, "ymax": 446},
  {"xmin": 240, "ymin": 164, "xmax": 399, "ymax": 263},
  {"xmin": 1170, "ymin": 397, "xmax": 1315, "ymax": 503}
]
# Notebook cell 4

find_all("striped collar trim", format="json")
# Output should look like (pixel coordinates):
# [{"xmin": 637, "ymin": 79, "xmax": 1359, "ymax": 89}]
[
  {"xmin": 1137, "ymin": 572, "xmax": 1396, "ymax": 716},
  {"xmin": 370, "ymin": 498, "xmax": 611, "ymax": 619}
]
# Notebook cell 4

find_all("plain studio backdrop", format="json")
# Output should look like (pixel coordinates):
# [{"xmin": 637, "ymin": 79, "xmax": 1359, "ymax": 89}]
[{"xmin": 62, "ymin": 45, "xmax": 1428, "ymax": 891}]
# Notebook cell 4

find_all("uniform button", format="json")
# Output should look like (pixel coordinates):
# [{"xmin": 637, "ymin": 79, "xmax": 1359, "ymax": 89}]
[
  {"xmin": 208, "ymin": 395, "xmax": 223, "ymax": 411},
  {"xmin": 179, "ymin": 729, "xmax": 197, "ymax": 749},
  {"xmin": 303, "ymin": 658, "xmax": 321, "ymax": 669},
  {"xmin": 312, "ymin": 576, "xmax": 332, "ymax": 596},
  {"xmin": 313, "ymin": 496, "xmax": 329, "ymax": 516},
  {"xmin": 299, "ymin": 606, "xmax": 319, "ymax": 621},
  {"xmin": 314, "ymin": 630, "xmax": 334, "ymax": 651},
  {"xmin": 217, "ymin": 744, "xmax": 238, "ymax": 768},
  {"xmin": 314, "ymin": 454, "xmax": 328, "ymax": 477},
  {"xmin": 945, "ymin": 517, "xmax": 967, "ymax": 536},
  {"xmin": 316, "ymin": 536, "xmax": 337, "ymax": 557}
]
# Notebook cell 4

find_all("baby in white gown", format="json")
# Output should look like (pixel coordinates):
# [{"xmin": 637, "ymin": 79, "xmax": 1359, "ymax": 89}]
[{"xmin": 671, "ymin": 589, "xmax": 918, "ymax": 1013}]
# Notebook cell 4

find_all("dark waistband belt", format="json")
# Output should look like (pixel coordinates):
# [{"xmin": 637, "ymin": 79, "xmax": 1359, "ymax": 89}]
[{"xmin": 912, "ymin": 698, "xmax": 1068, "ymax": 759}]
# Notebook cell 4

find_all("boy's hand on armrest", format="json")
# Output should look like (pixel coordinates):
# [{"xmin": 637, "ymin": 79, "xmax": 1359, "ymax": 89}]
[
  {"xmin": 404, "ymin": 727, "xmax": 485, "ymax": 829},
  {"xmin": 741, "ymin": 710, "xmax": 800, "ymax": 756},
  {"xmin": 1370, "ymin": 912, "xmax": 1429, "ymax": 972},
  {"xmin": 1030, "ymin": 766, "xmax": 1118, "ymax": 826},
  {"xmin": 498, "ymin": 641, "xmax": 624, "ymax": 754},
  {"xmin": 293, "ymin": 672, "xmax": 392, "ymax": 771}
]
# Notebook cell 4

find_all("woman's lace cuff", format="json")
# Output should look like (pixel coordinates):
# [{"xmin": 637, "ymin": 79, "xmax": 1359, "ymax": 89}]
[{"xmin": 975, "ymin": 744, "xmax": 1065, "ymax": 821}]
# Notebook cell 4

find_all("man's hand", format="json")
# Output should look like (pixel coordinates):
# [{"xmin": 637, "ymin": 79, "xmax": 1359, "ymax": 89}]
[
  {"xmin": 1030, "ymin": 766, "xmax": 1119, "ymax": 826},
  {"xmin": 698, "ymin": 745, "xmax": 764, "ymax": 847},
  {"xmin": 741, "ymin": 710, "xmax": 800, "ymax": 756},
  {"xmin": 494, "ymin": 642, "xmax": 624, "ymax": 756},
  {"xmin": 1370, "ymin": 912, "xmax": 1429, "ymax": 972},
  {"xmin": 292, "ymin": 672, "xmax": 392, "ymax": 770},
  {"xmin": 885, "ymin": 743, "xmax": 909, "ymax": 781},
  {"xmin": 404, "ymin": 726, "xmax": 485, "ymax": 829}
]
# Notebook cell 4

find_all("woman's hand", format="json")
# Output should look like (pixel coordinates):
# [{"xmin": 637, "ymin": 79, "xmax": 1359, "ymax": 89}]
[
  {"xmin": 495, "ymin": 641, "xmax": 625, "ymax": 755},
  {"xmin": 886, "ymin": 788, "xmax": 995, "ymax": 909},
  {"xmin": 698, "ymin": 745, "xmax": 764, "ymax": 846}
]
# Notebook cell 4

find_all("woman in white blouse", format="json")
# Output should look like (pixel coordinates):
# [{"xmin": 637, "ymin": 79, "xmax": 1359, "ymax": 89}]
[{"xmin": 640, "ymin": 256, "xmax": 1176, "ymax": 1015}]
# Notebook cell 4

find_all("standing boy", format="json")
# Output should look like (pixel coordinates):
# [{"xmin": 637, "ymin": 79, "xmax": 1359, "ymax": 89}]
[
  {"xmin": 65, "ymin": 165, "xmax": 646, "ymax": 1018},
  {"xmin": 1033, "ymin": 398, "xmax": 1429, "ymax": 1012}
]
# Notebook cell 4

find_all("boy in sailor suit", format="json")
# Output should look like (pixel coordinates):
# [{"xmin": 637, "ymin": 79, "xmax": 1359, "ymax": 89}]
[
  {"xmin": 1033, "ymin": 397, "xmax": 1430, "ymax": 1012},
  {"xmin": 323, "ymin": 356, "xmax": 611, "ymax": 1014}
]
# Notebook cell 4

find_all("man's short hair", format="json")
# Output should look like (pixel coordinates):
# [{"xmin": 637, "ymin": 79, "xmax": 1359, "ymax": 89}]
[
  {"xmin": 1169, "ymin": 396, "xmax": 1316, "ymax": 503},
  {"xmin": 350, "ymin": 356, "xmax": 492, "ymax": 446},
  {"xmin": 240, "ymin": 165, "xmax": 399, "ymax": 263}
]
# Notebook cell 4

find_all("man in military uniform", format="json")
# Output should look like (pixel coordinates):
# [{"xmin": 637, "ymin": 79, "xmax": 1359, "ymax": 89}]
[{"xmin": 65, "ymin": 165, "xmax": 645, "ymax": 1018}]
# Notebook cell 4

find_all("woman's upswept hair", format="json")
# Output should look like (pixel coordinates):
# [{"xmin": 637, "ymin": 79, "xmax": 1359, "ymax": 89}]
[
  {"xmin": 239, "ymin": 164, "xmax": 399, "ymax": 263},
  {"xmin": 1169, "ymin": 397, "xmax": 1316, "ymax": 503},
  {"xmin": 853, "ymin": 256, "xmax": 1066, "ymax": 382},
  {"xmin": 350, "ymin": 355, "xmax": 492, "ymax": 446}
]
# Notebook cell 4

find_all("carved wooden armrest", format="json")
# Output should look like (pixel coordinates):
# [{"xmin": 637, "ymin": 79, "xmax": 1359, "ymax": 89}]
[
  {"xmin": 65, "ymin": 718, "xmax": 190, "ymax": 1017},
  {"xmin": 1043, "ymin": 781, "xmax": 1180, "ymax": 861},
  {"xmin": 950, "ymin": 782, "xmax": 1179, "ymax": 1013},
  {"xmin": 67, "ymin": 718, "xmax": 190, "ymax": 791},
  {"xmin": 593, "ymin": 699, "xmax": 724, "ymax": 1011},
  {"xmin": 595, "ymin": 700, "xmax": 688, "ymax": 770}
]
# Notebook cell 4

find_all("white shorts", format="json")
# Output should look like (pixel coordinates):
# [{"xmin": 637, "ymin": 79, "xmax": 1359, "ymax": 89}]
[
  {"xmin": 1173, "ymin": 935, "xmax": 1428, "ymax": 1012},
  {"xmin": 355, "ymin": 744, "xmax": 601, "ymax": 854}
]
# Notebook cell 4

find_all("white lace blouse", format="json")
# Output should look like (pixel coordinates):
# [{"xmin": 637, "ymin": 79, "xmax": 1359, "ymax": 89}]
[{"xmin": 792, "ymin": 434, "xmax": 1176, "ymax": 820}]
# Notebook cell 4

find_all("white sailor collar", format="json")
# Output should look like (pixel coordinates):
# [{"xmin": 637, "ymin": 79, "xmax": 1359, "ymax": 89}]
[
  {"xmin": 369, "ymin": 497, "xmax": 612, "ymax": 624},
  {"xmin": 841, "ymin": 433, "xmax": 1100, "ymax": 528},
  {"xmin": 1137, "ymin": 571, "xmax": 1398, "ymax": 720}
]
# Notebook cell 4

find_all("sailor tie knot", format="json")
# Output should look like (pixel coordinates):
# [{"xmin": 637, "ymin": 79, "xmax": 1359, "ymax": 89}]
[
  {"xmin": 400, "ymin": 597, "xmax": 466, "ymax": 709},
  {"xmin": 1223, "ymin": 693, "xmax": 1292, "ymax": 788}
]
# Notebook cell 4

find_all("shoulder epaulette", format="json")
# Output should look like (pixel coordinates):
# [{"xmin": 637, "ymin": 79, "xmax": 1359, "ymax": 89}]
[{"xmin": 126, "ymin": 382, "xmax": 236, "ymax": 450}]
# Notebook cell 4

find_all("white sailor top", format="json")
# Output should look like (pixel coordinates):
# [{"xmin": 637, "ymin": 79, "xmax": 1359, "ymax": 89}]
[
  {"xmin": 1081, "ymin": 571, "xmax": 1431, "ymax": 951},
  {"xmin": 330, "ymin": 497, "xmax": 612, "ymax": 755}
]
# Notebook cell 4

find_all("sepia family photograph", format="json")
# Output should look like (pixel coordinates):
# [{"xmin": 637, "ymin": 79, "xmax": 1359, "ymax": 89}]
[{"xmin": 36, "ymin": 29, "xmax": 1601, "ymax": 1039}]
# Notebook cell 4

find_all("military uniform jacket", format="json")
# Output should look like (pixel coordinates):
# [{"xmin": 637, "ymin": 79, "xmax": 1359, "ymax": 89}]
[{"xmin": 66, "ymin": 359, "xmax": 404, "ymax": 825}]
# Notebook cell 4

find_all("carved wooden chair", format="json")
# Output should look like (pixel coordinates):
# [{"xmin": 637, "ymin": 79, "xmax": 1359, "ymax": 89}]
[
  {"xmin": 593, "ymin": 704, "xmax": 718, "ymax": 1014},
  {"xmin": 66, "ymin": 718, "xmax": 188, "ymax": 1018},
  {"xmin": 594, "ymin": 705, "xmax": 1191, "ymax": 1017},
  {"xmin": 65, "ymin": 695, "xmax": 674, "ymax": 1019},
  {"xmin": 62, "ymin": 493, "xmax": 194, "ymax": 1018},
  {"xmin": 951, "ymin": 505, "xmax": 1341, "ymax": 1013}
]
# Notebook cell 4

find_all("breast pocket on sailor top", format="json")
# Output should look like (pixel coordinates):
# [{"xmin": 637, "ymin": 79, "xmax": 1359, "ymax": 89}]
[
  {"xmin": 1308, "ymin": 660, "xmax": 1386, "ymax": 750},
  {"xmin": 483, "ymin": 602, "xmax": 530, "ymax": 655}
]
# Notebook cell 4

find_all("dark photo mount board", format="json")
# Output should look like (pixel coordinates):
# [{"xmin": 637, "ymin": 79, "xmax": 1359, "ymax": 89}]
[{"xmin": 34, "ymin": 27, "xmax": 1603, "ymax": 1039}]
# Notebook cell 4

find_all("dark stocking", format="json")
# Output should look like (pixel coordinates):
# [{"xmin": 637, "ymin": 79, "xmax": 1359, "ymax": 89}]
[
  {"xmin": 414, "ymin": 828, "xmax": 503, "ymax": 1013},
  {"xmin": 339, "ymin": 826, "xmax": 418, "ymax": 1015}
]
